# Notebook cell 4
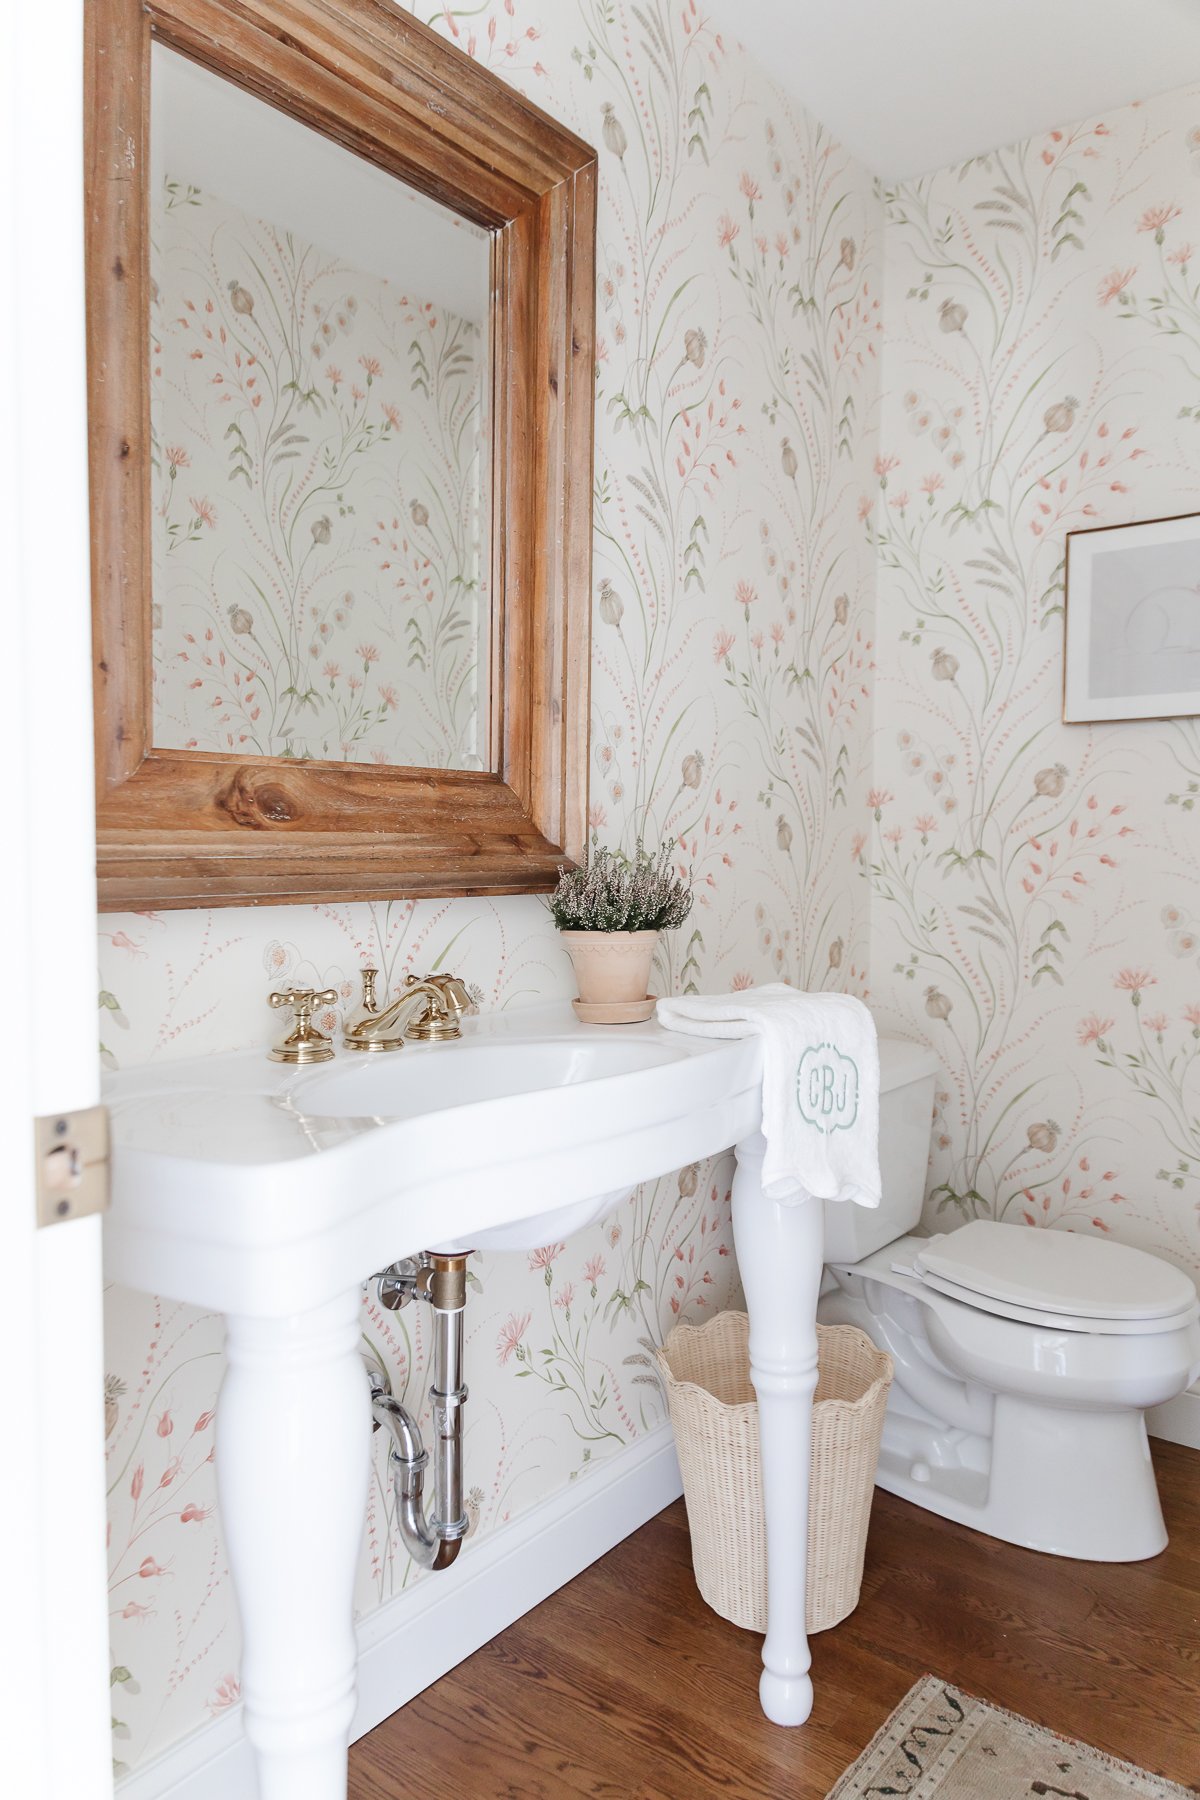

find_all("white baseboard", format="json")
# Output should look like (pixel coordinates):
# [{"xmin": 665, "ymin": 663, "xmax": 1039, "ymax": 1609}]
[
  {"xmin": 117, "ymin": 1427, "xmax": 683, "ymax": 1800},
  {"xmin": 1148, "ymin": 1380, "xmax": 1200, "ymax": 1452}
]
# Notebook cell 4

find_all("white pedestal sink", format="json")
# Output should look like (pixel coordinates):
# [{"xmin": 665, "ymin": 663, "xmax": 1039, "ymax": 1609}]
[{"xmin": 104, "ymin": 1003, "xmax": 827, "ymax": 1796}]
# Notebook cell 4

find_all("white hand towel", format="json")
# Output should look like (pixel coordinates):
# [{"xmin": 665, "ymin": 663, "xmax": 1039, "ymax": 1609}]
[{"xmin": 656, "ymin": 983, "xmax": 880, "ymax": 1207}]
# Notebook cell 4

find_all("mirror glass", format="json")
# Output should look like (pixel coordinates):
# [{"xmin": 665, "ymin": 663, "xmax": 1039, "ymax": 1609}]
[{"xmin": 148, "ymin": 44, "xmax": 493, "ymax": 771}]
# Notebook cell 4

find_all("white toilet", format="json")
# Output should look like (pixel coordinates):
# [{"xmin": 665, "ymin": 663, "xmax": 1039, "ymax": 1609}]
[{"xmin": 816, "ymin": 1037, "xmax": 1200, "ymax": 1561}]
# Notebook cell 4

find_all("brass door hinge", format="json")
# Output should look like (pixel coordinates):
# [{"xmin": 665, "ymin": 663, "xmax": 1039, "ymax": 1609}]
[{"xmin": 34, "ymin": 1105, "xmax": 110, "ymax": 1228}]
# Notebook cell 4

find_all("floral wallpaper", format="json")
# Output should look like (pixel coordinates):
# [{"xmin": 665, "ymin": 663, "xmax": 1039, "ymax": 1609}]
[
  {"xmin": 150, "ymin": 175, "xmax": 489, "ymax": 769},
  {"xmin": 100, "ymin": 0, "xmax": 881, "ymax": 1775},
  {"xmin": 868, "ymin": 83, "xmax": 1200, "ymax": 1290}
]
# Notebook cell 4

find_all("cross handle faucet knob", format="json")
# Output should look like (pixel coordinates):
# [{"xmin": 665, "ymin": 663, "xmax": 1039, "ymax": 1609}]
[{"xmin": 267, "ymin": 987, "xmax": 339, "ymax": 1064}]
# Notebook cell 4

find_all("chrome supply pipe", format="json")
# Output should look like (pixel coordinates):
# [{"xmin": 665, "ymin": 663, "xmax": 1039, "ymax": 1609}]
[
  {"xmin": 367, "ymin": 1253, "xmax": 470, "ymax": 1572},
  {"xmin": 430, "ymin": 1296, "xmax": 466, "ymax": 1551}
]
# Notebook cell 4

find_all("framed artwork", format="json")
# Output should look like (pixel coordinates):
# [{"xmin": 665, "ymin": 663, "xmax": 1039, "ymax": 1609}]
[{"xmin": 1063, "ymin": 511, "xmax": 1200, "ymax": 723}]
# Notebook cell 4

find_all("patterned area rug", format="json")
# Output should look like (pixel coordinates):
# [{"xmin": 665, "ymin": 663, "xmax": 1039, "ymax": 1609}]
[{"xmin": 828, "ymin": 1676, "xmax": 1196, "ymax": 1799}]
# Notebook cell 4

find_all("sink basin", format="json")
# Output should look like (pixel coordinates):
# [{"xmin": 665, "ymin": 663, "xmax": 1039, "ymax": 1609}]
[
  {"xmin": 302, "ymin": 1036, "xmax": 686, "ymax": 1121},
  {"xmin": 103, "ymin": 1003, "xmax": 764, "ymax": 1313}
]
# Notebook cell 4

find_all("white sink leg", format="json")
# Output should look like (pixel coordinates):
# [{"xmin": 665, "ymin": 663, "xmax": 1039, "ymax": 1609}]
[
  {"xmin": 732, "ymin": 1131, "xmax": 824, "ymax": 1728},
  {"xmin": 218, "ymin": 1288, "xmax": 371, "ymax": 1799}
]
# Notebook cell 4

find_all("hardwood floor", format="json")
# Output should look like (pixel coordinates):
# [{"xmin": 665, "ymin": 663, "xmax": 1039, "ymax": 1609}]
[{"xmin": 350, "ymin": 1440, "xmax": 1200, "ymax": 1799}]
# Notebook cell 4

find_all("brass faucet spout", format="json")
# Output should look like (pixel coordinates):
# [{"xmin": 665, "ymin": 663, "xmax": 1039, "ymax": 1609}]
[{"xmin": 342, "ymin": 968, "xmax": 473, "ymax": 1052}]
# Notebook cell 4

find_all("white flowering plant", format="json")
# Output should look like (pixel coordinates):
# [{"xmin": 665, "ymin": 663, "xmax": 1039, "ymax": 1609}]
[{"xmin": 548, "ymin": 839, "xmax": 693, "ymax": 933}]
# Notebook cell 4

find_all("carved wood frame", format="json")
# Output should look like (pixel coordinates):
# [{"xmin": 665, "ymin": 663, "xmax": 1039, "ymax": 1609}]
[{"xmin": 86, "ymin": 0, "xmax": 595, "ymax": 909}]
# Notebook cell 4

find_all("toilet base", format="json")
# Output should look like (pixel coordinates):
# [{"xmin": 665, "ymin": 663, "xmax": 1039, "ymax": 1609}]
[
  {"xmin": 873, "ymin": 1394, "xmax": 1167, "ymax": 1562},
  {"xmin": 818, "ymin": 1286, "xmax": 1172, "ymax": 1562}
]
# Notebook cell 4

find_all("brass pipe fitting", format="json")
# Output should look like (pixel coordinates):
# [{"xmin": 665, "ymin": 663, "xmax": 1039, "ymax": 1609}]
[{"xmin": 428, "ymin": 1253, "xmax": 468, "ymax": 1313}]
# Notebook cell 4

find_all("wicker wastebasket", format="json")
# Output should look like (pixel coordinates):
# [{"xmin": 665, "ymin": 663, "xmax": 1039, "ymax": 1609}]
[{"xmin": 656, "ymin": 1313, "xmax": 893, "ymax": 1634}]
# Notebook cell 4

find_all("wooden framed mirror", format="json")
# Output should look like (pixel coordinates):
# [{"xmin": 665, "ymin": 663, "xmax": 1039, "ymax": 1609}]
[{"xmin": 86, "ymin": 0, "xmax": 595, "ymax": 909}]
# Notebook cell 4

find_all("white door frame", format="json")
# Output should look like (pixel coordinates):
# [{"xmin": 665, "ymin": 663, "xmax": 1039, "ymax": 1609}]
[{"xmin": 2, "ymin": 2, "xmax": 114, "ymax": 1794}]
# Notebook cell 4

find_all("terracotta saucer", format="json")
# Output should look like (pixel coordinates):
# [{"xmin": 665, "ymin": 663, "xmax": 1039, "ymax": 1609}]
[{"xmin": 572, "ymin": 995, "xmax": 657, "ymax": 1025}]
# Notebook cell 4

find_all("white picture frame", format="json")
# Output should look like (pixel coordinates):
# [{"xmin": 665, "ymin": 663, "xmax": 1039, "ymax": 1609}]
[{"xmin": 1063, "ymin": 510, "xmax": 1200, "ymax": 724}]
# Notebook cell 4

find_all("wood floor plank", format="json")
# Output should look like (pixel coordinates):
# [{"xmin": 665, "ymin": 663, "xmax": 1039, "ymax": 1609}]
[{"xmin": 350, "ymin": 1440, "xmax": 1200, "ymax": 1799}]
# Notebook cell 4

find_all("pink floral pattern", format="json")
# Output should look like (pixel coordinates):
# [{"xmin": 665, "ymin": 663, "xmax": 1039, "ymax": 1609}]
[
  {"xmin": 872, "ymin": 84, "xmax": 1200, "ymax": 1283},
  {"xmin": 151, "ymin": 179, "xmax": 488, "ymax": 769}
]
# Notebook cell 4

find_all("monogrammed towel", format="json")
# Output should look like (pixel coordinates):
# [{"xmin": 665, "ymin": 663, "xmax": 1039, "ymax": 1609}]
[{"xmin": 655, "ymin": 984, "xmax": 881, "ymax": 1206}]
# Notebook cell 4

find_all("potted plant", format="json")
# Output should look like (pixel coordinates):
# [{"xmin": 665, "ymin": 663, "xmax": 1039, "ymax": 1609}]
[{"xmin": 549, "ymin": 839, "xmax": 694, "ymax": 1023}]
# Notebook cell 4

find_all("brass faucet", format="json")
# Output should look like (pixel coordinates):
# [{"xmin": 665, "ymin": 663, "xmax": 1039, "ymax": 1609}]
[{"xmin": 343, "ymin": 968, "xmax": 473, "ymax": 1052}]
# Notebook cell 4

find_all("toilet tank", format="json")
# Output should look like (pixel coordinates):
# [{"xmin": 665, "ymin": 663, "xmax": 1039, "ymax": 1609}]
[{"xmin": 822, "ymin": 1034, "xmax": 938, "ymax": 1263}]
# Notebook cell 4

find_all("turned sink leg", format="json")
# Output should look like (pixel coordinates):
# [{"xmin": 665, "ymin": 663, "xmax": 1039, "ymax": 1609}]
[
  {"xmin": 732, "ymin": 1132, "xmax": 824, "ymax": 1727},
  {"xmin": 218, "ymin": 1288, "xmax": 371, "ymax": 1799}
]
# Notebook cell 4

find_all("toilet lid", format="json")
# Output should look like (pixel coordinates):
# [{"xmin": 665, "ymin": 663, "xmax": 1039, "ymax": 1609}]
[{"xmin": 915, "ymin": 1220, "xmax": 1196, "ymax": 1323}]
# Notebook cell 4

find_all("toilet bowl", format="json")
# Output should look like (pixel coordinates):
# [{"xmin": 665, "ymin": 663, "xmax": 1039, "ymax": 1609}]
[{"xmin": 816, "ymin": 1038, "xmax": 1200, "ymax": 1561}]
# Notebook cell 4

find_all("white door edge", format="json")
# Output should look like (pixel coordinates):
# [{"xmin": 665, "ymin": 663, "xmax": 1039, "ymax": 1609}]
[{"xmin": 2, "ymin": 2, "xmax": 113, "ymax": 1794}]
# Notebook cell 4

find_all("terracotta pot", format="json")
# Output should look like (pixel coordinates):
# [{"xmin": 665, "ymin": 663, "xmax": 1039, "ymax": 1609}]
[{"xmin": 560, "ymin": 928, "xmax": 658, "ymax": 1023}]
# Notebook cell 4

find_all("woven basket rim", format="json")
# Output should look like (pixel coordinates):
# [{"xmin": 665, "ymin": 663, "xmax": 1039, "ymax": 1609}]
[
  {"xmin": 660, "ymin": 1310, "xmax": 748, "ymax": 1343},
  {"xmin": 812, "ymin": 1370, "xmax": 893, "ymax": 1415},
  {"xmin": 656, "ymin": 1314, "xmax": 892, "ymax": 1415},
  {"xmin": 652, "ymin": 1342, "xmax": 756, "ymax": 1411},
  {"xmin": 662, "ymin": 1312, "xmax": 881, "ymax": 1348},
  {"xmin": 656, "ymin": 1367, "xmax": 893, "ymax": 1418}
]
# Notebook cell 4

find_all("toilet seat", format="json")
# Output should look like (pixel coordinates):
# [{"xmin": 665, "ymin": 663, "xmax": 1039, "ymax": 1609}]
[
  {"xmin": 912, "ymin": 1220, "xmax": 1198, "ymax": 1337},
  {"xmin": 913, "ymin": 1264, "xmax": 1199, "ymax": 1336}
]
